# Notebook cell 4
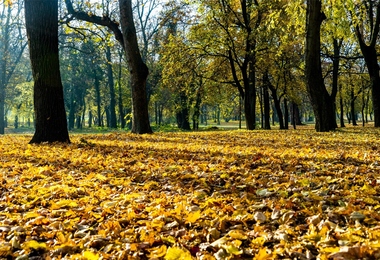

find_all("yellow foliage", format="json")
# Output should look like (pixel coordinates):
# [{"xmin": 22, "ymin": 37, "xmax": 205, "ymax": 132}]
[
  {"xmin": 165, "ymin": 247, "xmax": 193, "ymax": 260},
  {"xmin": 1, "ymin": 129, "xmax": 380, "ymax": 258}
]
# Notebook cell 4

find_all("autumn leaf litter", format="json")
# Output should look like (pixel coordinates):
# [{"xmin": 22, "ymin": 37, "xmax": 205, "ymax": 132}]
[{"xmin": 1, "ymin": 128, "xmax": 380, "ymax": 259}]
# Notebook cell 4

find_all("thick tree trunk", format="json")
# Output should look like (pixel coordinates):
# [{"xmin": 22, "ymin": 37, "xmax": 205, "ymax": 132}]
[
  {"xmin": 176, "ymin": 93, "xmax": 191, "ymax": 130},
  {"xmin": 106, "ymin": 46, "xmax": 117, "ymax": 128},
  {"xmin": 119, "ymin": 0, "xmax": 152, "ymax": 134},
  {"xmin": 25, "ymin": 0, "xmax": 70, "ymax": 143},
  {"xmin": 305, "ymin": 0, "xmax": 336, "ymax": 132},
  {"xmin": 359, "ymin": 45, "xmax": 380, "ymax": 126}
]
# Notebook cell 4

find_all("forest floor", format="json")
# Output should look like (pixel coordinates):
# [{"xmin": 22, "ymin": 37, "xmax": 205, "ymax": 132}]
[{"xmin": 0, "ymin": 127, "xmax": 380, "ymax": 259}]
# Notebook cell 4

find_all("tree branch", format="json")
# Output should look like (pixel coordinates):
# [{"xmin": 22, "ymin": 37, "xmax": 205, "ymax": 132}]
[{"xmin": 64, "ymin": 0, "xmax": 125, "ymax": 48}]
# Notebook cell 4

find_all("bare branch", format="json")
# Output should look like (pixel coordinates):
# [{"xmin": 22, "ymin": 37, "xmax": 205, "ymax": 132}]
[{"xmin": 64, "ymin": 0, "xmax": 125, "ymax": 48}]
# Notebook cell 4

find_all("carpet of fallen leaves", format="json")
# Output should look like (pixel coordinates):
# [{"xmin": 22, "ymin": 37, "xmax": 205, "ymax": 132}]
[{"xmin": 1, "ymin": 128, "xmax": 380, "ymax": 260}]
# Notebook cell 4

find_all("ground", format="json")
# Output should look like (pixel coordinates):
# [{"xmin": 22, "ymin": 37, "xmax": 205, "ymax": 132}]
[{"xmin": 0, "ymin": 126, "xmax": 380, "ymax": 259}]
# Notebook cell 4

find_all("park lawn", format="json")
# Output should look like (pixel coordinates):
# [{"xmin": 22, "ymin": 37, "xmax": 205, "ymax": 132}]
[{"xmin": 0, "ymin": 128, "xmax": 380, "ymax": 259}]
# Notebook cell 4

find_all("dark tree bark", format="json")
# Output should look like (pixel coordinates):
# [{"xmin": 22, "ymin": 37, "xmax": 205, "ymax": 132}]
[
  {"xmin": 339, "ymin": 84, "xmax": 345, "ymax": 127},
  {"xmin": 105, "ymin": 46, "xmax": 117, "ymax": 128},
  {"xmin": 226, "ymin": 0, "xmax": 260, "ymax": 130},
  {"xmin": 265, "ymin": 73, "xmax": 285, "ymax": 129},
  {"xmin": 25, "ymin": 0, "xmax": 70, "ymax": 143},
  {"xmin": 350, "ymin": 88, "xmax": 358, "ymax": 126},
  {"xmin": 263, "ymin": 85, "xmax": 271, "ymax": 130},
  {"xmin": 65, "ymin": 0, "xmax": 152, "ymax": 134},
  {"xmin": 94, "ymin": 70, "xmax": 102, "ymax": 127},
  {"xmin": 119, "ymin": 0, "xmax": 152, "ymax": 133},
  {"xmin": 88, "ymin": 110, "xmax": 93, "ymax": 128},
  {"xmin": 330, "ymin": 38, "xmax": 341, "ymax": 129},
  {"xmin": 355, "ymin": 2, "xmax": 380, "ymax": 127},
  {"xmin": 284, "ymin": 98, "xmax": 289, "ymax": 129},
  {"xmin": 291, "ymin": 102, "xmax": 303, "ymax": 126},
  {"xmin": 117, "ymin": 51, "xmax": 126, "ymax": 128},
  {"xmin": 0, "ymin": 4, "xmax": 11, "ymax": 135},
  {"xmin": 305, "ymin": 0, "xmax": 336, "ymax": 132},
  {"xmin": 193, "ymin": 90, "xmax": 201, "ymax": 130},
  {"xmin": 176, "ymin": 93, "xmax": 191, "ymax": 130},
  {"xmin": 68, "ymin": 85, "xmax": 75, "ymax": 130}
]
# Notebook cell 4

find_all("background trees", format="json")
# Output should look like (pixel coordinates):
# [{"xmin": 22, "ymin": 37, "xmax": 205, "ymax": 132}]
[{"xmin": 0, "ymin": 0, "xmax": 379, "ymax": 134}]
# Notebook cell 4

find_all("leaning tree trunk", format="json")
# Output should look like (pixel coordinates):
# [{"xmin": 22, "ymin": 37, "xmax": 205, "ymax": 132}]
[
  {"xmin": 25, "ymin": 0, "xmax": 70, "ymax": 143},
  {"xmin": 119, "ymin": 0, "xmax": 152, "ymax": 134},
  {"xmin": 305, "ymin": 0, "xmax": 336, "ymax": 132}
]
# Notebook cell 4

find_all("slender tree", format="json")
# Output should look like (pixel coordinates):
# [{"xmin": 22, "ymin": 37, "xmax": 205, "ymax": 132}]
[{"xmin": 25, "ymin": 0, "xmax": 70, "ymax": 143}]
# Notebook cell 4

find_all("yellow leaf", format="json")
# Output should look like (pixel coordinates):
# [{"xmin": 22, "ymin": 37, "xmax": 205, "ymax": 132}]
[
  {"xmin": 186, "ymin": 210, "xmax": 201, "ymax": 223},
  {"xmin": 148, "ymin": 245, "xmax": 167, "ymax": 258},
  {"xmin": 253, "ymin": 247, "xmax": 272, "ymax": 260},
  {"xmin": 321, "ymin": 247, "xmax": 340, "ymax": 253},
  {"xmin": 23, "ymin": 211, "xmax": 40, "ymax": 220},
  {"xmin": 23, "ymin": 240, "xmax": 47, "ymax": 250},
  {"xmin": 51, "ymin": 199, "xmax": 78, "ymax": 209},
  {"xmin": 228, "ymin": 229, "xmax": 247, "ymax": 240},
  {"xmin": 83, "ymin": 250, "xmax": 99, "ymax": 260},
  {"xmin": 165, "ymin": 247, "xmax": 193, "ymax": 260},
  {"xmin": 95, "ymin": 174, "xmax": 107, "ymax": 181},
  {"xmin": 223, "ymin": 243, "xmax": 242, "ymax": 255}
]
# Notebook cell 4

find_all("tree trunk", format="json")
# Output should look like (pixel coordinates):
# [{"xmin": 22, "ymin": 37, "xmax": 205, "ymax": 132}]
[
  {"xmin": 176, "ymin": 93, "xmax": 191, "ymax": 130},
  {"xmin": 88, "ymin": 110, "xmax": 93, "ymax": 128},
  {"xmin": 119, "ymin": 0, "xmax": 152, "ymax": 134},
  {"xmin": 259, "ymin": 86, "xmax": 264, "ymax": 129},
  {"xmin": 284, "ymin": 98, "xmax": 289, "ymax": 129},
  {"xmin": 291, "ymin": 102, "xmax": 303, "ymax": 126},
  {"xmin": 68, "ymin": 85, "xmax": 75, "ymax": 130},
  {"xmin": 266, "ymin": 74, "xmax": 285, "ymax": 129},
  {"xmin": 263, "ymin": 85, "xmax": 271, "ymax": 129},
  {"xmin": 244, "ymin": 62, "xmax": 256, "ymax": 130},
  {"xmin": 118, "ymin": 52, "xmax": 126, "ymax": 128},
  {"xmin": 94, "ymin": 72, "xmax": 102, "ymax": 127},
  {"xmin": 105, "ymin": 46, "xmax": 117, "ymax": 128},
  {"xmin": 25, "ymin": 0, "xmax": 70, "ymax": 143},
  {"xmin": 330, "ymin": 38, "xmax": 340, "ymax": 129},
  {"xmin": 350, "ymin": 88, "xmax": 357, "ymax": 126},
  {"xmin": 305, "ymin": 0, "xmax": 336, "ymax": 132},
  {"xmin": 355, "ymin": 3, "xmax": 380, "ymax": 127},
  {"xmin": 193, "ymin": 90, "xmax": 201, "ymax": 130},
  {"xmin": 339, "ymin": 85, "xmax": 345, "ymax": 127},
  {"xmin": 358, "ymin": 45, "xmax": 380, "ymax": 127},
  {"xmin": 0, "ymin": 4, "xmax": 11, "ymax": 135}
]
